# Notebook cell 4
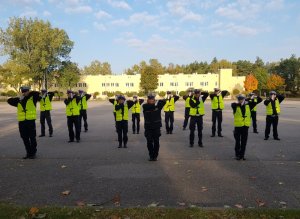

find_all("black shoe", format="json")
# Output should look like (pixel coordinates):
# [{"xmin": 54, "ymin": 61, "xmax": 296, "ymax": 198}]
[
  {"xmin": 183, "ymin": 127, "xmax": 186, "ymax": 130},
  {"xmin": 22, "ymin": 155, "xmax": 29, "ymax": 159},
  {"xmin": 28, "ymin": 155, "xmax": 36, "ymax": 159},
  {"xmin": 137, "ymin": 132, "xmax": 139, "ymax": 134},
  {"xmin": 68, "ymin": 140, "xmax": 74, "ymax": 143},
  {"xmin": 124, "ymin": 144, "xmax": 127, "ymax": 148},
  {"xmin": 148, "ymin": 158, "xmax": 154, "ymax": 161},
  {"xmin": 236, "ymin": 157, "xmax": 241, "ymax": 160},
  {"xmin": 241, "ymin": 157, "xmax": 246, "ymax": 160},
  {"xmin": 210, "ymin": 134, "xmax": 215, "ymax": 137},
  {"xmin": 84, "ymin": 129, "xmax": 88, "ymax": 132},
  {"xmin": 49, "ymin": 134, "xmax": 53, "ymax": 137},
  {"xmin": 274, "ymin": 137, "xmax": 281, "ymax": 140},
  {"xmin": 198, "ymin": 143, "xmax": 203, "ymax": 147},
  {"xmin": 166, "ymin": 131, "xmax": 170, "ymax": 134},
  {"xmin": 133, "ymin": 131, "xmax": 135, "ymax": 134},
  {"xmin": 76, "ymin": 139, "xmax": 80, "ymax": 143},
  {"xmin": 218, "ymin": 134, "xmax": 223, "ymax": 137},
  {"xmin": 118, "ymin": 144, "xmax": 122, "ymax": 148},
  {"xmin": 264, "ymin": 137, "xmax": 269, "ymax": 140},
  {"xmin": 170, "ymin": 131, "xmax": 173, "ymax": 134},
  {"xmin": 39, "ymin": 134, "xmax": 45, "ymax": 137},
  {"xmin": 253, "ymin": 130, "xmax": 259, "ymax": 133},
  {"xmin": 153, "ymin": 157, "xmax": 158, "ymax": 161},
  {"xmin": 190, "ymin": 144, "xmax": 194, "ymax": 147}
]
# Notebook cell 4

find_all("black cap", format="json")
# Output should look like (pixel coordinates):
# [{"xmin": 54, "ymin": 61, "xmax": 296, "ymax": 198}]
[
  {"xmin": 249, "ymin": 92, "xmax": 254, "ymax": 96},
  {"xmin": 237, "ymin": 94, "xmax": 246, "ymax": 100},
  {"xmin": 41, "ymin": 89, "xmax": 47, "ymax": 93},
  {"xmin": 214, "ymin": 88, "xmax": 220, "ymax": 92},
  {"xmin": 133, "ymin": 95, "xmax": 137, "ymax": 98},
  {"xmin": 20, "ymin": 86, "xmax": 30, "ymax": 93},
  {"xmin": 118, "ymin": 95, "xmax": 125, "ymax": 100},
  {"xmin": 167, "ymin": 91, "xmax": 171, "ymax": 94},
  {"xmin": 269, "ymin": 91, "xmax": 276, "ymax": 95},
  {"xmin": 147, "ymin": 93, "xmax": 155, "ymax": 99},
  {"xmin": 67, "ymin": 90, "xmax": 73, "ymax": 94},
  {"xmin": 194, "ymin": 89, "xmax": 201, "ymax": 94}
]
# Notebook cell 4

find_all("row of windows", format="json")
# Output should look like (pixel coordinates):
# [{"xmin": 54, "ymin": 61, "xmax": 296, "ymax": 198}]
[
  {"xmin": 76, "ymin": 83, "xmax": 87, "ymax": 88},
  {"xmin": 166, "ymin": 82, "xmax": 216, "ymax": 87},
  {"xmin": 102, "ymin": 83, "xmax": 120, "ymax": 87}
]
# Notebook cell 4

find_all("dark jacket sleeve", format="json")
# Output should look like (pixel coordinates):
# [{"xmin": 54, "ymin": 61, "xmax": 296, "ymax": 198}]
[
  {"xmin": 29, "ymin": 91, "xmax": 40, "ymax": 104},
  {"xmin": 248, "ymin": 101, "xmax": 257, "ymax": 111},
  {"xmin": 277, "ymin": 94, "xmax": 285, "ymax": 103},
  {"xmin": 7, "ymin": 97, "xmax": 19, "ymax": 107},
  {"xmin": 173, "ymin": 95, "xmax": 179, "ymax": 102},
  {"xmin": 48, "ymin": 92, "xmax": 55, "ymax": 101},
  {"xmin": 221, "ymin": 90, "xmax": 228, "ymax": 98},
  {"xmin": 264, "ymin": 98, "xmax": 270, "ymax": 106},
  {"xmin": 139, "ymin": 99, "xmax": 144, "ymax": 104},
  {"xmin": 209, "ymin": 93, "xmax": 215, "ymax": 100},
  {"xmin": 183, "ymin": 95, "xmax": 187, "ymax": 100},
  {"xmin": 115, "ymin": 103, "xmax": 123, "ymax": 111},
  {"xmin": 231, "ymin": 102, "xmax": 239, "ymax": 114},
  {"xmin": 127, "ymin": 100, "xmax": 134, "ymax": 109},
  {"xmin": 85, "ymin": 94, "xmax": 92, "ymax": 100},
  {"xmin": 190, "ymin": 97, "xmax": 200, "ymax": 108},
  {"xmin": 109, "ymin": 98, "xmax": 115, "ymax": 104},
  {"xmin": 64, "ymin": 98, "xmax": 69, "ymax": 105},
  {"xmin": 157, "ymin": 99, "xmax": 166, "ymax": 110},
  {"xmin": 75, "ymin": 96, "xmax": 81, "ymax": 104},
  {"xmin": 201, "ymin": 92, "xmax": 209, "ymax": 102},
  {"xmin": 256, "ymin": 96, "xmax": 263, "ymax": 104}
]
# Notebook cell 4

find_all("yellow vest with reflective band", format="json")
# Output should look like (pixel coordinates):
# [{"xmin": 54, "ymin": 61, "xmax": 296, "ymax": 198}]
[
  {"xmin": 113, "ymin": 100, "xmax": 117, "ymax": 113},
  {"xmin": 266, "ymin": 99, "xmax": 280, "ymax": 115},
  {"xmin": 185, "ymin": 97, "xmax": 191, "ymax": 108},
  {"xmin": 132, "ymin": 101, "xmax": 141, "ymax": 114},
  {"xmin": 40, "ymin": 96, "xmax": 52, "ymax": 111},
  {"xmin": 17, "ymin": 97, "xmax": 36, "ymax": 121},
  {"xmin": 211, "ymin": 95, "xmax": 224, "ymax": 110},
  {"xmin": 116, "ymin": 103, "xmax": 128, "ymax": 121},
  {"xmin": 66, "ymin": 98, "xmax": 80, "ymax": 116},
  {"xmin": 79, "ymin": 96, "xmax": 88, "ymax": 110},
  {"xmin": 234, "ymin": 105, "xmax": 251, "ymax": 127},
  {"xmin": 251, "ymin": 98, "xmax": 257, "ymax": 112},
  {"xmin": 164, "ymin": 97, "xmax": 175, "ymax": 112},
  {"xmin": 189, "ymin": 98, "xmax": 205, "ymax": 116}
]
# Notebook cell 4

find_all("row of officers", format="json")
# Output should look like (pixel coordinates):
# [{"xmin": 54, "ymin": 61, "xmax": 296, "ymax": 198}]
[{"xmin": 7, "ymin": 87, "xmax": 284, "ymax": 161}]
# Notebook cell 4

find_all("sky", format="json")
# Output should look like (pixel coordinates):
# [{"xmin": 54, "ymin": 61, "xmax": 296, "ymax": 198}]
[{"xmin": 0, "ymin": 0, "xmax": 300, "ymax": 74}]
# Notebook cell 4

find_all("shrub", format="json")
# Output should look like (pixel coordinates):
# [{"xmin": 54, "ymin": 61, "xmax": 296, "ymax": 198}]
[
  {"xmin": 179, "ymin": 91, "xmax": 186, "ymax": 97},
  {"xmin": 93, "ymin": 91, "xmax": 100, "ymax": 99},
  {"xmin": 6, "ymin": 90, "xmax": 17, "ymax": 97},
  {"xmin": 158, "ymin": 91, "xmax": 166, "ymax": 97}
]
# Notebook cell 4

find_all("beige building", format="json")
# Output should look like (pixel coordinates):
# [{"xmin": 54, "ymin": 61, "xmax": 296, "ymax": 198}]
[{"xmin": 72, "ymin": 69, "xmax": 245, "ymax": 98}]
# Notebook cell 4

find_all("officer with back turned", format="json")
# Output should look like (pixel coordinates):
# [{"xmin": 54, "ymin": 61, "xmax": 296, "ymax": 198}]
[
  {"xmin": 189, "ymin": 89, "xmax": 209, "ymax": 147},
  {"xmin": 7, "ymin": 86, "xmax": 40, "ymax": 159},
  {"xmin": 143, "ymin": 94, "xmax": 166, "ymax": 161},
  {"xmin": 38, "ymin": 89, "xmax": 54, "ymax": 137},
  {"xmin": 64, "ymin": 90, "xmax": 81, "ymax": 143}
]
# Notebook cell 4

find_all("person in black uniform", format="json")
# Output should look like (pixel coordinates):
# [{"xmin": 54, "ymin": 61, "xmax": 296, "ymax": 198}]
[
  {"xmin": 115, "ymin": 95, "xmax": 134, "ymax": 148},
  {"xmin": 246, "ymin": 93, "xmax": 263, "ymax": 133},
  {"xmin": 231, "ymin": 94, "xmax": 258, "ymax": 160},
  {"xmin": 64, "ymin": 90, "xmax": 81, "ymax": 143},
  {"xmin": 38, "ymin": 89, "xmax": 54, "ymax": 137},
  {"xmin": 131, "ymin": 95, "xmax": 144, "ymax": 134},
  {"xmin": 7, "ymin": 86, "xmax": 40, "ymax": 159},
  {"xmin": 78, "ymin": 90, "xmax": 92, "ymax": 132},
  {"xmin": 182, "ymin": 90, "xmax": 193, "ymax": 130},
  {"xmin": 143, "ymin": 94, "xmax": 166, "ymax": 161},
  {"xmin": 164, "ymin": 91, "xmax": 179, "ymax": 134},
  {"xmin": 189, "ymin": 89, "xmax": 209, "ymax": 147},
  {"xmin": 264, "ymin": 91, "xmax": 285, "ymax": 140}
]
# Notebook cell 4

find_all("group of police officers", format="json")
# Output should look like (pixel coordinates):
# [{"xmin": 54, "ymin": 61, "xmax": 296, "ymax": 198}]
[{"xmin": 7, "ymin": 86, "xmax": 284, "ymax": 161}]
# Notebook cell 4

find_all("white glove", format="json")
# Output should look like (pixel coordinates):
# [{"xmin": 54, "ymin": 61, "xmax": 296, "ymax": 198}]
[
  {"xmin": 70, "ymin": 93, "xmax": 73, "ymax": 99},
  {"xmin": 19, "ymin": 95, "xmax": 24, "ymax": 100},
  {"xmin": 124, "ymin": 100, "xmax": 127, "ymax": 105}
]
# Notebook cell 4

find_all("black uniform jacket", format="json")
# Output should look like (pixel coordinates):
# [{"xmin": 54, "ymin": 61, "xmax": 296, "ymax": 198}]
[{"xmin": 143, "ymin": 100, "xmax": 166, "ymax": 129}]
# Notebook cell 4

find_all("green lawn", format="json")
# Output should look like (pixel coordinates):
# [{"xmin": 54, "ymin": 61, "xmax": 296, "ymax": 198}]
[{"xmin": 0, "ymin": 203, "xmax": 299, "ymax": 219}]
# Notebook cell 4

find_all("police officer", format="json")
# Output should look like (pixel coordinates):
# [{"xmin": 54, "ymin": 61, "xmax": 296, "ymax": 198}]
[
  {"xmin": 264, "ymin": 91, "xmax": 285, "ymax": 140},
  {"xmin": 231, "ymin": 94, "xmax": 258, "ymax": 160},
  {"xmin": 209, "ymin": 88, "xmax": 228, "ymax": 137},
  {"xmin": 78, "ymin": 90, "xmax": 92, "ymax": 132},
  {"xmin": 109, "ymin": 95, "xmax": 119, "ymax": 132},
  {"xmin": 246, "ymin": 93, "xmax": 262, "ymax": 133},
  {"xmin": 143, "ymin": 94, "xmax": 166, "ymax": 161},
  {"xmin": 131, "ymin": 95, "xmax": 144, "ymax": 134},
  {"xmin": 189, "ymin": 89, "xmax": 209, "ymax": 147},
  {"xmin": 38, "ymin": 89, "xmax": 54, "ymax": 137},
  {"xmin": 7, "ymin": 86, "xmax": 40, "ymax": 159},
  {"xmin": 182, "ymin": 90, "xmax": 193, "ymax": 130},
  {"xmin": 64, "ymin": 90, "xmax": 81, "ymax": 143},
  {"xmin": 115, "ymin": 95, "xmax": 134, "ymax": 148},
  {"xmin": 164, "ymin": 91, "xmax": 179, "ymax": 134}
]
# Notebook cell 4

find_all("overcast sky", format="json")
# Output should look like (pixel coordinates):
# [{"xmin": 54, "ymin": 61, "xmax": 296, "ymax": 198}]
[{"xmin": 0, "ymin": 0, "xmax": 299, "ymax": 73}]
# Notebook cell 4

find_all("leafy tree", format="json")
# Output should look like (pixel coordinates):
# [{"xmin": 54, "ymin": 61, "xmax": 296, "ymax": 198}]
[
  {"xmin": 210, "ymin": 59, "xmax": 236, "ymax": 74},
  {"xmin": 140, "ymin": 66, "xmax": 158, "ymax": 94},
  {"xmin": 149, "ymin": 59, "xmax": 164, "ymax": 75},
  {"xmin": 93, "ymin": 91, "xmax": 100, "ymax": 99},
  {"xmin": 158, "ymin": 91, "xmax": 166, "ymax": 97},
  {"xmin": 56, "ymin": 61, "xmax": 80, "ymax": 89},
  {"xmin": 0, "ymin": 17, "xmax": 74, "ymax": 89},
  {"xmin": 267, "ymin": 74, "xmax": 285, "ymax": 91},
  {"xmin": 179, "ymin": 91, "xmax": 186, "ymax": 96},
  {"xmin": 83, "ymin": 60, "xmax": 112, "ymax": 75},
  {"xmin": 244, "ymin": 74, "xmax": 258, "ymax": 93},
  {"xmin": 254, "ymin": 56, "xmax": 264, "ymax": 68},
  {"xmin": 234, "ymin": 60, "xmax": 253, "ymax": 76},
  {"xmin": 253, "ymin": 67, "xmax": 268, "ymax": 91}
]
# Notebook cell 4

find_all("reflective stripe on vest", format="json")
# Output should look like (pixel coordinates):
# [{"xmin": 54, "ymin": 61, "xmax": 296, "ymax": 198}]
[
  {"xmin": 211, "ymin": 95, "xmax": 224, "ymax": 110},
  {"xmin": 40, "ymin": 96, "xmax": 52, "ymax": 111},
  {"xmin": 79, "ymin": 96, "xmax": 88, "ymax": 110},
  {"xmin": 132, "ymin": 101, "xmax": 141, "ymax": 114},
  {"xmin": 185, "ymin": 97, "xmax": 191, "ymax": 108},
  {"xmin": 17, "ymin": 96, "xmax": 36, "ymax": 121},
  {"xmin": 164, "ymin": 97, "xmax": 175, "ymax": 112},
  {"xmin": 116, "ymin": 103, "xmax": 128, "ymax": 121},
  {"xmin": 189, "ymin": 98, "xmax": 205, "ymax": 116},
  {"xmin": 66, "ymin": 98, "xmax": 80, "ymax": 116},
  {"xmin": 113, "ymin": 100, "xmax": 117, "ymax": 113},
  {"xmin": 266, "ymin": 99, "xmax": 280, "ymax": 115},
  {"xmin": 234, "ymin": 105, "xmax": 251, "ymax": 127}
]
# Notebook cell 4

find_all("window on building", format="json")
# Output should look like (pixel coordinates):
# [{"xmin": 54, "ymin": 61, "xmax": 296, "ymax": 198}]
[
  {"xmin": 200, "ymin": 82, "xmax": 204, "ymax": 86},
  {"xmin": 102, "ymin": 91, "xmax": 106, "ymax": 95},
  {"xmin": 159, "ymin": 82, "xmax": 164, "ymax": 86},
  {"xmin": 130, "ymin": 83, "xmax": 134, "ymax": 87},
  {"xmin": 78, "ymin": 83, "xmax": 82, "ymax": 87},
  {"xmin": 115, "ymin": 83, "xmax": 119, "ymax": 87},
  {"xmin": 126, "ymin": 83, "xmax": 129, "ymax": 87},
  {"xmin": 106, "ymin": 83, "xmax": 110, "ymax": 87},
  {"xmin": 215, "ymin": 82, "xmax": 218, "ymax": 86},
  {"xmin": 111, "ymin": 83, "xmax": 114, "ymax": 87},
  {"xmin": 83, "ymin": 83, "xmax": 87, "ymax": 87},
  {"xmin": 102, "ymin": 83, "xmax": 105, "ymax": 87}
]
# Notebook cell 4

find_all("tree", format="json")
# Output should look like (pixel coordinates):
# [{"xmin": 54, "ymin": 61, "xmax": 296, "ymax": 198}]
[
  {"xmin": 56, "ymin": 61, "xmax": 80, "ymax": 89},
  {"xmin": 253, "ymin": 67, "xmax": 268, "ymax": 91},
  {"xmin": 83, "ymin": 60, "xmax": 112, "ymax": 75},
  {"xmin": 140, "ymin": 66, "xmax": 158, "ymax": 94},
  {"xmin": 244, "ymin": 74, "xmax": 258, "ymax": 92},
  {"xmin": 158, "ymin": 91, "xmax": 166, "ymax": 97},
  {"xmin": 267, "ymin": 74, "xmax": 285, "ymax": 91},
  {"xmin": 0, "ymin": 17, "xmax": 73, "ymax": 89},
  {"xmin": 234, "ymin": 60, "xmax": 253, "ymax": 76},
  {"xmin": 210, "ymin": 59, "xmax": 236, "ymax": 74},
  {"xmin": 149, "ymin": 59, "xmax": 164, "ymax": 75}
]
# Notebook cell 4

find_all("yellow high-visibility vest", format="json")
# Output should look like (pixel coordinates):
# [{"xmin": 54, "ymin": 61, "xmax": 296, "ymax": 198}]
[
  {"xmin": 234, "ymin": 105, "xmax": 251, "ymax": 127},
  {"xmin": 132, "ymin": 101, "xmax": 141, "ymax": 114},
  {"xmin": 266, "ymin": 99, "xmax": 280, "ymax": 115},
  {"xmin": 79, "ymin": 96, "xmax": 88, "ymax": 110},
  {"xmin": 185, "ymin": 97, "xmax": 191, "ymax": 108},
  {"xmin": 113, "ymin": 100, "xmax": 117, "ymax": 113},
  {"xmin": 66, "ymin": 98, "xmax": 80, "ymax": 116},
  {"xmin": 251, "ymin": 98, "xmax": 258, "ymax": 112},
  {"xmin": 40, "ymin": 96, "xmax": 52, "ymax": 111},
  {"xmin": 164, "ymin": 97, "xmax": 175, "ymax": 112},
  {"xmin": 17, "ymin": 97, "xmax": 36, "ymax": 121},
  {"xmin": 211, "ymin": 95, "xmax": 224, "ymax": 110},
  {"xmin": 116, "ymin": 103, "xmax": 128, "ymax": 121},
  {"xmin": 189, "ymin": 98, "xmax": 205, "ymax": 116}
]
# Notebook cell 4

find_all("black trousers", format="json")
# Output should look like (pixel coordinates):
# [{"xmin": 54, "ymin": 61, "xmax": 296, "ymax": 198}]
[
  {"xmin": 116, "ymin": 120, "xmax": 128, "ymax": 146},
  {"xmin": 132, "ymin": 113, "xmax": 140, "ymax": 133},
  {"xmin": 19, "ymin": 120, "xmax": 37, "ymax": 156},
  {"xmin": 183, "ymin": 108, "xmax": 190, "ymax": 128},
  {"xmin": 212, "ymin": 110, "xmax": 222, "ymax": 135},
  {"xmin": 40, "ymin": 110, "xmax": 53, "ymax": 135},
  {"xmin": 67, "ymin": 116, "xmax": 80, "ymax": 141},
  {"xmin": 165, "ymin": 111, "xmax": 174, "ymax": 133},
  {"xmin": 251, "ymin": 111, "xmax": 257, "ymax": 131},
  {"xmin": 234, "ymin": 126, "xmax": 249, "ymax": 158},
  {"xmin": 145, "ymin": 128, "xmax": 161, "ymax": 159},
  {"xmin": 189, "ymin": 116, "xmax": 203, "ymax": 145},
  {"xmin": 265, "ymin": 115, "xmax": 279, "ymax": 138},
  {"xmin": 79, "ymin": 110, "xmax": 88, "ymax": 132},
  {"xmin": 113, "ymin": 112, "xmax": 117, "ymax": 132}
]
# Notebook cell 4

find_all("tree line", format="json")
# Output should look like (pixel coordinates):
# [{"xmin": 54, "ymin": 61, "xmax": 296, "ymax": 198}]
[{"xmin": 1, "ymin": 17, "xmax": 300, "ymax": 97}]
